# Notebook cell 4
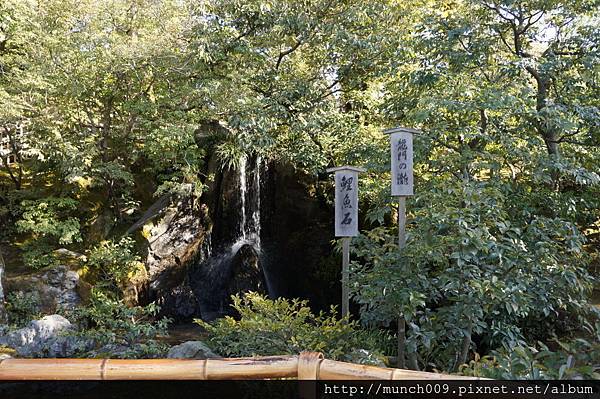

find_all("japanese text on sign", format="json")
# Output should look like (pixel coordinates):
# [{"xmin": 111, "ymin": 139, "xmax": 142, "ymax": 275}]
[
  {"xmin": 390, "ymin": 131, "xmax": 414, "ymax": 196},
  {"xmin": 334, "ymin": 170, "xmax": 359, "ymax": 237}
]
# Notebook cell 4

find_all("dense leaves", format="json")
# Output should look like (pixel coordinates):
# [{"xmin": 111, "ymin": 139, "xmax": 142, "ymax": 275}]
[
  {"xmin": 0, "ymin": 0, "xmax": 598, "ymax": 375},
  {"xmin": 195, "ymin": 292, "xmax": 391, "ymax": 364}
]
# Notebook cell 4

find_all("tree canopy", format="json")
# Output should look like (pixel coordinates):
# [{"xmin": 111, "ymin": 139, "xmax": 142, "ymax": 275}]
[{"xmin": 0, "ymin": 0, "xmax": 599, "ymax": 377}]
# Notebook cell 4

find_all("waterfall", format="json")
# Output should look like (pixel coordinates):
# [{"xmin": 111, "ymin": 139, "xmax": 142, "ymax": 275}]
[
  {"xmin": 239, "ymin": 155, "xmax": 248, "ymax": 239},
  {"xmin": 191, "ymin": 153, "xmax": 269, "ymax": 321},
  {"xmin": 251, "ymin": 156, "xmax": 262, "ymax": 249},
  {"xmin": 233, "ymin": 155, "xmax": 261, "ymax": 252}
]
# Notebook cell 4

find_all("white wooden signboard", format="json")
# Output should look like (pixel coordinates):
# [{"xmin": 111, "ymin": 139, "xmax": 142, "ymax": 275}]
[
  {"xmin": 385, "ymin": 127, "xmax": 416, "ymax": 197},
  {"xmin": 327, "ymin": 166, "xmax": 364, "ymax": 237}
]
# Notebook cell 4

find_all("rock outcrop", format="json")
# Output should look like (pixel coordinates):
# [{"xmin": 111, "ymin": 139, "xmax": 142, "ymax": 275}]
[{"xmin": 134, "ymin": 191, "xmax": 209, "ymax": 319}]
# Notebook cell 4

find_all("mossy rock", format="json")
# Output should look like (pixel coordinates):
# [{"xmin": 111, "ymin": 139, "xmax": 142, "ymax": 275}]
[{"xmin": 0, "ymin": 346, "xmax": 17, "ymax": 356}]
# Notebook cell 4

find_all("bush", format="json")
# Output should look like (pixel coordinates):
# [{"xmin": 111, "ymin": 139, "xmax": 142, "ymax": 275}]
[
  {"xmin": 5, "ymin": 291, "xmax": 41, "ymax": 328},
  {"xmin": 194, "ymin": 292, "xmax": 391, "ymax": 364},
  {"xmin": 461, "ymin": 335, "xmax": 600, "ymax": 379},
  {"xmin": 86, "ymin": 236, "xmax": 140, "ymax": 293},
  {"xmin": 16, "ymin": 197, "xmax": 82, "ymax": 270},
  {"xmin": 350, "ymin": 182, "xmax": 596, "ymax": 372},
  {"xmin": 62, "ymin": 290, "xmax": 171, "ymax": 358}
]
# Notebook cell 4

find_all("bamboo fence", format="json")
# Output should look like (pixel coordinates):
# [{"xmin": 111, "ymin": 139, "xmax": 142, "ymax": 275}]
[{"xmin": 0, "ymin": 352, "xmax": 483, "ymax": 380}]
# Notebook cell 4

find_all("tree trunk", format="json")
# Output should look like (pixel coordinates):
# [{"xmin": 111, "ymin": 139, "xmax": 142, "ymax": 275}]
[
  {"xmin": 526, "ymin": 66, "xmax": 560, "ymax": 157},
  {"xmin": 397, "ymin": 316, "xmax": 406, "ymax": 369},
  {"xmin": 456, "ymin": 318, "xmax": 473, "ymax": 371},
  {"xmin": 408, "ymin": 351, "xmax": 420, "ymax": 371}
]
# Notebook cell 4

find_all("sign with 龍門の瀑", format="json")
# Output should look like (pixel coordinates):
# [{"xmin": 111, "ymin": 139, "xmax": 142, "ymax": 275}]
[
  {"xmin": 385, "ymin": 127, "xmax": 416, "ymax": 197},
  {"xmin": 327, "ymin": 166, "xmax": 365, "ymax": 237}
]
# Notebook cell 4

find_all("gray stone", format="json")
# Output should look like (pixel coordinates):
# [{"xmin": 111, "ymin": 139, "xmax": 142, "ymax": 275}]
[
  {"xmin": 167, "ymin": 341, "xmax": 218, "ymax": 359},
  {"xmin": 5, "ymin": 265, "xmax": 83, "ymax": 314},
  {"xmin": 42, "ymin": 335, "xmax": 95, "ymax": 358},
  {"xmin": 0, "ymin": 315, "xmax": 72, "ymax": 357},
  {"xmin": 144, "ymin": 196, "xmax": 207, "ymax": 294}
]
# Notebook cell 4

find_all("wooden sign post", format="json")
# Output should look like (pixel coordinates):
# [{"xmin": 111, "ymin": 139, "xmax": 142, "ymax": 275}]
[
  {"xmin": 327, "ymin": 166, "xmax": 365, "ymax": 319},
  {"xmin": 383, "ymin": 126, "xmax": 418, "ymax": 369}
]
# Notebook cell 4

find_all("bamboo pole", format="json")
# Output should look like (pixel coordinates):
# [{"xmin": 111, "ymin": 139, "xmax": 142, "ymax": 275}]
[{"xmin": 0, "ymin": 353, "xmax": 485, "ymax": 381}]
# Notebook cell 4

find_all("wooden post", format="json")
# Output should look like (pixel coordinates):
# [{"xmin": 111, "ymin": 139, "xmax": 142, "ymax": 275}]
[
  {"xmin": 397, "ymin": 197, "xmax": 407, "ymax": 369},
  {"xmin": 398, "ymin": 197, "xmax": 406, "ymax": 250},
  {"xmin": 326, "ymin": 166, "xmax": 365, "ymax": 320},
  {"xmin": 341, "ymin": 237, "xmax": 350, "ymax": 318},
  {"xmin": 384, "ymin": 127, "xmax": 419, "ymax": 370}
]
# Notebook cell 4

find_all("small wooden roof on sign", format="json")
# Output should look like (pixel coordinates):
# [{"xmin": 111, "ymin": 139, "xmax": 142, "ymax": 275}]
[
  {"xmin": 326, "ymin": 166, "xmax": 366, "ymax": 173},
  {"xmin": 382, "ymin": 126, "xmax": 421, "ymax": 135}
]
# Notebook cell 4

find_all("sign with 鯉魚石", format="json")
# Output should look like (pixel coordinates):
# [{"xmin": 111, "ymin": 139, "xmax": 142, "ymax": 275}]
[
  {"xmin": 384, "ymin": 127, "xmax": 417, "ymax": 197},
  {"xmin": 327, "ymin": 166, "xmax": 365, "ymax": 237}
]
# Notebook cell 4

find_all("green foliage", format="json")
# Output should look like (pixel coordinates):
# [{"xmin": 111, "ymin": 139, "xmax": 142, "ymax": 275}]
[
  {"xmin": 0, "ymin": 0, "xmax": 599, "ymax": 375},
  {"xmin": 15, "ymin": 197, "xmax": 82, "ymax": 269},
  {"xmin": 63, "ymin": 290, "xmax": 171, "ymax": 359},
  {"xmin": 195, "ymin": 292, "xmax": 391, "ymax": 364},
  {"xmin": 351, "ymin": 181, "xmax": 596, "ymax": 371},
  {"xmin": 5, "ymin": 291, "xmax": 41, "ymax": 328},
  {"xmin": 86, "ymin": 236, "xmax": 140, "ymax": 292},
  {"xmin": 461, "ymin": 336, "xmax": 600, "ymax": 380}
]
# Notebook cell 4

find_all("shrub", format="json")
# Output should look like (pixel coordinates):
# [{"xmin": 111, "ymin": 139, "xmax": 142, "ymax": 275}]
[
  {"xmin": 194, "ymin": 292, "xmax": 391, "ymax": 364},
  {"xmin": 62, "ymin": 290, "xmax": 171, "ymax": 358},
  {"xmin": 5, "ymin": 291, "xmax": 41, "ymax": 327},
  {"xmin": 350, "ymin": 182, "xmax": 596, "ymax": 371},
  {"xmin": 86, "ymin": 236, "xmax": 140, "ymax": 293},
  {"xmin": 461, "ymin": 335, "xmax": 600, "ymax": 380},
  {"xmin": 16, "ymin": 197, "xmax": 82, "ymax": 270}
]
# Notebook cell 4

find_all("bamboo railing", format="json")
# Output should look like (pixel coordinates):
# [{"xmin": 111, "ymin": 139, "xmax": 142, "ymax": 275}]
[{"xmin": 0, "ymin": 352, "xmax": 482, "ymax": 380}]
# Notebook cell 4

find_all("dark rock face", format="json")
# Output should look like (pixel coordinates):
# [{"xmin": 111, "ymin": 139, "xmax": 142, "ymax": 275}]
[
  {"xmin": 158, "ymin": 284, "xmax": 198, "ymax": 320},
  {"xmin": 141, "ymin": 192, "xmax": 209, "ymax": 320},
  {"xmin": 190, "ymin": 242, "xmax": 266, "ymax": 321},
  {"xmin": 137, "ymin": 131, "xmax": 337, "ymax": 321},
  {"xmin": 260, "ymin": 162, "xmax": 338, "ymax": 311},
  {"xmin": 227, "ymin": 244, "xmax": 265, "ymax": 297}
]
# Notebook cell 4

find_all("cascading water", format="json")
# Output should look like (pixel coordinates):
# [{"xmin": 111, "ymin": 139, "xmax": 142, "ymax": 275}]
[
  {"xmin": 238, "ymin": 156, "xmax": 248, "ymax": 239},
  {"xmin": 190, "ymin": 154, "xmax": 269, "ymax": 321},
  {"xmin": 234, "ymin": 155, "xmax": 261, "ymax": 249}
]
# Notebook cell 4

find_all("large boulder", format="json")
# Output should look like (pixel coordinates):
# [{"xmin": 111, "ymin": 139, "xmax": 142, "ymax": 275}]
[
  {"xmin": 5, "ymin": 264, "xmax": 86, "ymax": 314},
  {"xmin": 0, "ymin": 315, "xmax": 72, "ymax": 357},
  {"xmin": 138, "ymin": 192, "xmax": 209, "ymax": 319},
  {"xmin": 167, "ymin": 341, "xmax": 218, "ymax": 359},
  {"xmin": 143, "ymin": 193, "xmax": 208, "ymax": 293}
]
